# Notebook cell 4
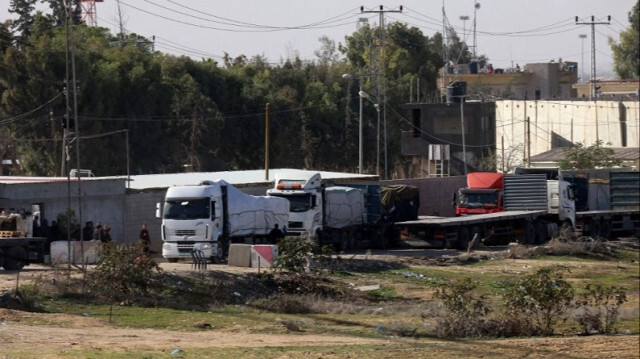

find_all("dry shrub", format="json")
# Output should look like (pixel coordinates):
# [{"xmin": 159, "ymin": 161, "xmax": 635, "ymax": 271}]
[{"xmin": 546, "ymin": 236, "xmax": 617, "ymax": 258}]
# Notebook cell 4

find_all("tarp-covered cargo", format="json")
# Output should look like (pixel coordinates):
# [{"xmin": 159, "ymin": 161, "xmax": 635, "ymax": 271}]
[
  {"xmin": 324, "ymin": 186, "xmax": 365, "ymax": 229},
  {"xmin": 381, "ymin": 185, "xmax": 419, "ymax": 222},
  {"xmin": 216, "ymin": 180, "xmax": 290, "ymax": 237}
]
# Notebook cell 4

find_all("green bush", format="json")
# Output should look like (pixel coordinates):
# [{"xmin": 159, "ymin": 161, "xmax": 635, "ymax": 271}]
[
  {"xmin": 433, "ymin": 278, "xmax": 493, "ymax": 338},
  {"xmin": 275, "ymin": 237, "xmax": 315, "ymax": 273},
  {"xmin": 503, "ymin": 266, "xmax": 574, "ymax": 335},
  {"xmin": 89, "ymin": 243, "xmax": 162, "ymax": 304}
]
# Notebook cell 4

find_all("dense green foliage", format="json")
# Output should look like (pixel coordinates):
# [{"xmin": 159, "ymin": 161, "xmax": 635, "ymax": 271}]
[
  {"xmin": 557, "ymin": 140, "xmax": 623, "ymax": 169},
  {"xmin": 609, "ymin": 0, "xmax": 639, "ymax": 79},
  {"xmin": 0, "ymin": 2, "xmax": 446, "ymax": 177}
]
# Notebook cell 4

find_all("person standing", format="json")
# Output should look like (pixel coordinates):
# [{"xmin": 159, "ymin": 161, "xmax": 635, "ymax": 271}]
[{"xmin": 139, "ymin": 224, "xmax": 151, "ymax": 254}]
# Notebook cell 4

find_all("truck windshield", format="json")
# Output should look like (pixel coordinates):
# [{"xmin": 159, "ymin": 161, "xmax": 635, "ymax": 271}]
[
  {"xmin": 163, "ymin": 198, "xmax": 210, "ymax": 220},
  {"xmin": 270, "ymin": 193, "xmax": 311, "ymax": 212},
  {"xmin": 458, "ymin": 191, "xmax": 499, "ymax": 208}
]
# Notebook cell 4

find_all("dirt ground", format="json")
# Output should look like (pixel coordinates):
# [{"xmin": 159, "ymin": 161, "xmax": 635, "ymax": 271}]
[{"xmin": 1, "ymin": 248, "xmax": 639, "ymax": 358}]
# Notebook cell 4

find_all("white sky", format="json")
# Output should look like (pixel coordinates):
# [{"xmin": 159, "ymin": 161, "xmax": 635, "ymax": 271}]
[{"xmin": 0, "ymin": 0, "xmax": 636, "ymax": 79}]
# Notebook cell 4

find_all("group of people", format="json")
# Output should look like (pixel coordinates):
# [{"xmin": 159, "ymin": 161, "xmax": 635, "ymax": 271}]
[{"xmin": 77, "ymin": 221, "xmax": 113, "ymax": 243}]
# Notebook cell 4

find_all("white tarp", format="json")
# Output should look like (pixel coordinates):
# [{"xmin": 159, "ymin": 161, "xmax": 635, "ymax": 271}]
[
  {"xmin": 215, "ymin": 180, "xmax": 290, "ymax": 237},
  {"xmin": 324, "ymin": 186, "xmax": 365, "ymax": 229}
]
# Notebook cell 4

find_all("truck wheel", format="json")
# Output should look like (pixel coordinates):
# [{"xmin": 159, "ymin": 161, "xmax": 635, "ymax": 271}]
[
  {"xmin": 3, "ymin": 246, "xmax": 27, "ymax": 270},
  {"xmin": 599, "ymin": 219, "xmax": 611, "ymax": 240},
  {"xmin": 0, "ymin": 248, "xmax": 4, "ymax": 269},
  {"xmin": 519, "ymin": 221, "xmax": 536, "ymax": 245},
  {"xmin": 457, "ymin": 227, "xmax": 470, "ymax": 250},
  {"xmin": 535, "ymin": 221, "xmax": 548, "ymax": 245},
  {"xmin": 167, "ymin": 258, "xmax": 179, "ymax": 263}
]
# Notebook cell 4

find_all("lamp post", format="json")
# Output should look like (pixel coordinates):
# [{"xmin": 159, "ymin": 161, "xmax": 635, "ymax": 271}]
[
  {"xmin": 342, "ymin": 73, "xmax": 364, "ymax": 174},
  {"xmin": 579, "ymin": 34, "xmax": 587, "ymax": 83}
]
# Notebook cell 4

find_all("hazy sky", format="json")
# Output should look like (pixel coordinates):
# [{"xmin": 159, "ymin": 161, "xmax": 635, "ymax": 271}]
[{"xmin": 1, "ymin": 0, "xmax": 636, "ymax": 79}]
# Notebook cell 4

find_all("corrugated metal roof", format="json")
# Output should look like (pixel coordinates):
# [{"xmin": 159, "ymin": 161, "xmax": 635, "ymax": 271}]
[
  {"xmin": 530, "ymin": 147, "xmax": 640, "ymax": 162},
  {"xmin": 0, "ymin": 169, "xmax": 377, "ymax": 189},
  {"xmin": 0, "ymin": 176, "xmax": 124, "ymax": 185},
  {"xmin": 127, "ymin": 169, "xmax": 378, "ymax": 190}
]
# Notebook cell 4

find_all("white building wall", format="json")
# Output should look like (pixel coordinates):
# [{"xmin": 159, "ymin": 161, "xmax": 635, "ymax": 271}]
[{"xmin": 496, "ymin": 100, "xmax": 639, "ymax": 171}]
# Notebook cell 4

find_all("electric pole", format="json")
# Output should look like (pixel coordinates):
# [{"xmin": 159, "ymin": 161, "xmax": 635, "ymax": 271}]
[
  {"xmin": 575, "ymin": 15, "xmax": 610, "ymax": 100},
  {"xmin": 360, "ymin": 5, "xmax": 403, "ymax": 179}
]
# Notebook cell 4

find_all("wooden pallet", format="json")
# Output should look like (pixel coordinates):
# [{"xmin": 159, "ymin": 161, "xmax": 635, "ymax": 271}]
[{"xmin": 0, "ymin": 231, "xmax": 24, "ymax": 238}]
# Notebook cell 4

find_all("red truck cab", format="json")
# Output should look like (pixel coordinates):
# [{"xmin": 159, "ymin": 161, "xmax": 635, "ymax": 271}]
[{"xmin": 455, "ymin": 172, "xmax": 504, "ymax": 216}]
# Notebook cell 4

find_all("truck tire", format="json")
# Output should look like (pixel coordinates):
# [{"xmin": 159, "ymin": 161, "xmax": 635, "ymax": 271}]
[
  {"xmin": 0, "ymin": 248, "xmax": 4, "ymax": 269},
  {"xmin": 599, "ymin": 219, "xmax": 611, "ymax": 240},
  {"xmin": 457, "ymin": 227, "xmax": 470, "ymax": 250},
  {"xmin": 519, "ymin": 221, "xmax": 536, "ymax": 245},
  {"xmin": 535, "ymin": 220, "xmax": 548, "ymax": 245},
  {"xmin": 3, "ymin": 246, "xmax": 27, "ymax": 270}
]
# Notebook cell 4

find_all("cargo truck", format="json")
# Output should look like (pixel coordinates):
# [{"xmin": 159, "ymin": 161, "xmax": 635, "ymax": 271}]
[
  {"xmin": 454, "ymin": 172, "xmax": 504, "ymax": 216},
  {"xmin": 562, "ymin": 170, "xmax": 640, "ymax": 239},
  {"xmin": 397, "ymin": 173, "xmax": 576, "ymax": 249},
  {"xmin": 0, "ymin": 211, "xmax": 46, "ymax": 270},
  {"xmin": 266, "ymin": 171, "xmax": 418, "ymax": 250},
  {"xmin": 157, "ymin": 180, "xmax": 289, "ymax": 263}
]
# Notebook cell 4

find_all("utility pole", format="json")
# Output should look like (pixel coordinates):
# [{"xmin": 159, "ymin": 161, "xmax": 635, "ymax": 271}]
[
  {"xmin": 473, "ymin": 1, "xmax": 480, "ymax": 59},
  {"xmin": 264, "ymin": 103, "xmax": 270, "ymax": 181},
  {"xmin": 360, "ymin": 5, "xmax": 403, "ymax": 179},
  {"xmin": 575, "ymin": 15, "xmax": 610, "ymax": 100}
]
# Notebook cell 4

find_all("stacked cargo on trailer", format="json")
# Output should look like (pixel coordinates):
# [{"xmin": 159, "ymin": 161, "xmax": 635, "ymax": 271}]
[
  {"xmin": 563, "ymin": 170, "xmax": 640, "ymax": 238},
  {"xmin": 158, "ymin": 180, "xmax": 289, "ymax": 263},
  {"xmin": 267, "ymin": 171, "xmax": 418, "ymax": 250}
]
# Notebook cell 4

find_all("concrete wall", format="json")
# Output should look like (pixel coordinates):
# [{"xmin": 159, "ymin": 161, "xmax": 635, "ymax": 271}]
[
  {"xmin": 0, "ymin": 179, "xmax": 126, "ymax": 241},
  {"xmin": 495, "ymin": 100, "xmax": 640, "ymax": 172}
]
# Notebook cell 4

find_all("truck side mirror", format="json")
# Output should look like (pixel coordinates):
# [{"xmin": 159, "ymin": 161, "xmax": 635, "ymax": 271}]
[
  {"xmin": 452, "ymin": 192, "xmax": 457, "ymax": 207},
  {"xmin": 211, "ymin": 201, "xmax": 216, "ymax": 220},
  {"xmin": 155, "ymin": 202, "xmax": 161, "ymax": 218}
]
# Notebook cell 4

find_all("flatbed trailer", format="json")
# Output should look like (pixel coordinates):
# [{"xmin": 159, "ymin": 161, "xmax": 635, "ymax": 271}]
[
  {"xmin": 0, "ymin": 236, "xmax": 47, "ymax": 270},
  {"xmin": 575, "ymin": 209, "xmax": 640, "ymax": 239},
  {"xmin": 397, "ymin": 210, "xmax": 551, "ymax": 249}
]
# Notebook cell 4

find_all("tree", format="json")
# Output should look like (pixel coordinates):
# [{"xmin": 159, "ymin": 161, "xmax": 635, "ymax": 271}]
[
  {"xmin": 557, "ymin": 141, "xmax": 623, "ymax": 170},
  {"xmin": 609, "ymin": 0, "xmax": 639, "ymax": 79}
]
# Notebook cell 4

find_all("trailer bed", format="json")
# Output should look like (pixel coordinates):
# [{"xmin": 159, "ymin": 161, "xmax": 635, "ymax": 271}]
[{"xmin": 397, "ymin": 210, "xmax": 547, "ymax": 228}]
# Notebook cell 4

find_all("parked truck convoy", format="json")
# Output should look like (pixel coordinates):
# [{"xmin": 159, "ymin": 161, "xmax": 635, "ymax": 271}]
[
  {"xmin": 266, "ymin": 171, "xmax": 419, "ymax": 250},
  {"xmin": 0, "ymin": 211, "xmax": 46, "ymax": 270},
  {"xmin": 157, "ymin": 180, "xmax": 289, "ymax": 263}
]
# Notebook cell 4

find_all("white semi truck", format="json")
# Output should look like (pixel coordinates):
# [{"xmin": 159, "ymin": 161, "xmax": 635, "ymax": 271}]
[
  {"xmin": 267, "ymin": 171, "xmax": 419, "ymax": 250},
  {"xmin": 157, "ymin": 180, "xmax": 289, "ymax": 263}
]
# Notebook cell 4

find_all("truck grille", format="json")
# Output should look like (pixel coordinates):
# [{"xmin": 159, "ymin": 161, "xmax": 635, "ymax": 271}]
[
  {"xmin": 175, "ymin": 229, "xmax": 196, "ymax": 236},
  {"xmin": 288, "ymin": 221, "xmax": 303, "ymax": 229}
]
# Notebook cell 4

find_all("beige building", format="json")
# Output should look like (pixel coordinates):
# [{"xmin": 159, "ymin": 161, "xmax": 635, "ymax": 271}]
[
  {"xmin": 440, "ymin": 61, "xmax": 579, "ymax": 100},
  {"xmin": 573, "ymin": 80, "xmax": 640, "ymax": 100}
]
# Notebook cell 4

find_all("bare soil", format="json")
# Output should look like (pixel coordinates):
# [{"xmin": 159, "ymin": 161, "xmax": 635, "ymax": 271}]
[{"xmin": 1, "ymin": 247, "xmax": 639, "ymax": 358}]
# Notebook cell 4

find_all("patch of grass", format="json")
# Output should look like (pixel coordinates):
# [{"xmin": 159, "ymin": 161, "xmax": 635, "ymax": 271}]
[{"xmin": 367, "ymin": 286, "xmax": 401, "ymax": 302}]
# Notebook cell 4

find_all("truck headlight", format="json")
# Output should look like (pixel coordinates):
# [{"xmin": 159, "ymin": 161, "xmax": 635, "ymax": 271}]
[
  {"xmin": 163, "ymin": 243, "xmax": 172, "ymax": 250},
  {"xmin": 200, "ymin": 244, "xmax": 211, "ymax": 250}
]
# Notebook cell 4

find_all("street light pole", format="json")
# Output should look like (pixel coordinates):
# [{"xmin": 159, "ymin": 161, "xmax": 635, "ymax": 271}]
[{"xmin": 460, "ymin": 98, "xmax": 467, "ymax": 175}]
